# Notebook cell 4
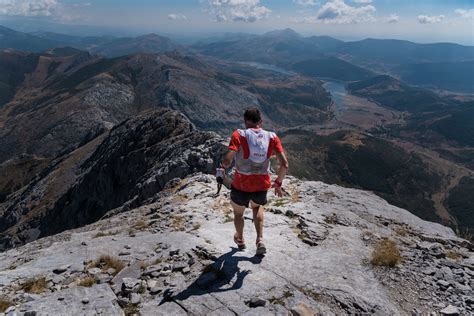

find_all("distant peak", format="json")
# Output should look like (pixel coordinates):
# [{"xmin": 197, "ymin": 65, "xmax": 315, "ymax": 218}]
[{"xmin": 263, "ymin": 28, "xmax": 300, "ymax": 38}]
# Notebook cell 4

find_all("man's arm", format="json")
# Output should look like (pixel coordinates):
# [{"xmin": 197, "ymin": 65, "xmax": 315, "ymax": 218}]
[
  {"xmin": 273, "ymin": 151, "xmax": 289, "ymax": 197},
  {"xmin": 275, "ymin": 151, "xmax": 289, "ymax": 182},
  {"xmin": 222, "ymin": 150, "xmax": 237, "ymax": 169}
]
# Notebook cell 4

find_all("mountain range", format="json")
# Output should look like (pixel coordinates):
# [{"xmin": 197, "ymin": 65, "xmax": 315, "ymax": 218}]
[
  {"xmin": 2, "ymin": 26, "xmax": 473, "ymax": 92},
  {"xmin": 1, "ymin": 25, "xmax": 473, "ymax": 239}
]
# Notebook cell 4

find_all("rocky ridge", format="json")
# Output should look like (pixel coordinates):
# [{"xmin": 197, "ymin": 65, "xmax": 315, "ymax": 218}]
[
  {"xmin": 0, "ymin": 173, "xmax": 472, "ymax": 315},
  {"xmin": 0, "ymin": 109, "xmax": 226, "ymax": 250}
]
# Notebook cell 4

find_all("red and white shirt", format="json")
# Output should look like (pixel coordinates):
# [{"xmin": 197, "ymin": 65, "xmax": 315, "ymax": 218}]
[{"xmin": 228, "ymin": 128, "xmax": 284, "ymax": 192}]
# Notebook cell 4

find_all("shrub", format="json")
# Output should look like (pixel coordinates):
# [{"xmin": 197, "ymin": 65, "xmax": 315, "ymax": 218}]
[
  {"xmin": 445, "ymin": 250, "xmax": 461, "ymax": 261},
  {"xmin": 93, "ymin": 230, "xmax": 119, "ymax": 238},
  {"xmin": 78, "ymin": 277, "xmax": 96, "ymax": 287},
  {"xmin": 20, "ymin": 277, "xmax": 48, "ymax": 294},
  {"xmin": 91, "ymin": 255, "xmax": 125, "ymax": 275},
  {"xmin": 0, "ymin": 298, "xmax": 14, "ymax": 313},
  {"xmin": 370, "ymin": 239, "xmax": 402, "ymax": 267},
  {"xmin": 133, "ymin": 220, "xmax": 149, "ymax": 231}
]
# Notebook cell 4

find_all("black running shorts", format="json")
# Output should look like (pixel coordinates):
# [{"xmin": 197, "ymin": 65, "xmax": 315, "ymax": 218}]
[{"xmin": 230, "ymin": 186, "xmax": 268, "ymax": 207}]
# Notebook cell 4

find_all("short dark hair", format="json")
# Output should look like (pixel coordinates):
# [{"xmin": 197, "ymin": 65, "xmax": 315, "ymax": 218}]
[{"xmin": 244, "ymin": 108, "xmax": 262, "ymax": 124}]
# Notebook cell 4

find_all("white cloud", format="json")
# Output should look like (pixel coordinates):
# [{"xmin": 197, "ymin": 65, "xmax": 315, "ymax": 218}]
[
  {"xmin": 385, "ymin": 13, "xmax": 399, "ymax": 23},
  {"xmin": 314, "ymin": 0, "xmax": 376, "ymax": 24},
  {"xmin": 205, "ymin": 0, "xmax": 271, "ymax": 23},
  {"xmin": 353, "ymin": 0, "xmax": 372, "ymax": 3},
  {"xmin": 293, "ymin": 0, "xmax": 318, "ymax": 6},
  {"xmin": 455, "ymin": 9, "xmax": 474, "ymax": 19},
  {"xmin": 168, "ymin": 13, "xmax": 187, "ymax": 21},
  {"xmin": 0, "ymin": 0, "xmax": 61, "ymax": 17},
  {"xmin": 417, "ymin": 14, "xmax": 444, "ymax": 24}
]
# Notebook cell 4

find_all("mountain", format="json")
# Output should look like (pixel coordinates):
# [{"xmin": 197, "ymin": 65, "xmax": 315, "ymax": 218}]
[
  {"xmin": 90, "ymin": 34, "xmax": 182, "ymax": 57},
  {"xmin": 192, "ymin": 29, "xmax": 326, "ymax": 65},
  {"xmin": 31, "ymin": 31, "xmax": 117, "ymax": 50},
  {"xmin": 291, "ymin": 57, "xmax": 375, "ymax": 82},
  {"xmin": 0, "ymin": 26, "xmax": 60, "ymax": 52},
  {"xmin": 0, "ymin": 49, "xmax": 331, "ymax": 198},
  {"xmin": 393, "ymin": 61, "xmax": 474, "ymax": 93},
  {"xmin": 194, "ymin": 32, "xmax": 474, "ymax": 91},
  {"xmin": 263, "ymin": 28, "xmax": 301, "ymax": 39},
  {"xmin": 334, "ymin": 38, "xmax": 474, "ymax": 65},
  {"xmin": 281, "ymin": 130, "xmax": 444, "ymax": 222},
  {"xmin": 347, "ymin": 75, "xmax": 452, "ymax": 112},
  {"xmin": 0, "ymin": 109, "xmax": 472, "ymax": 314}
]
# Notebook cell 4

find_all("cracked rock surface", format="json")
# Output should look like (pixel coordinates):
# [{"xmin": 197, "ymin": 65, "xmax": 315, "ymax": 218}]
[{"xmin": 0, "ymin": 173, "xmax": 472, "ymax": 315}]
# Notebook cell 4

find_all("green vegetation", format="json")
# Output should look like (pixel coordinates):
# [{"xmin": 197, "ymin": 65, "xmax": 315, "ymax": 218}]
[
  {"xmin": 431, "ymin": 104, "xmax": 474, "ymax": 147},
  {"xmin": 292, "ymin": 57, "xmax": 374, "ymax": 82},
  {"xmin": 395, "ymin": 60, "xmax": 474, "ymax": 93},
  {"xmin": 348, "ymin": 75, "xmax": 450, "ymax": 113},
  {"xmin": 446, "ymin": 176, "xmax": 474, "ymax": 241}
]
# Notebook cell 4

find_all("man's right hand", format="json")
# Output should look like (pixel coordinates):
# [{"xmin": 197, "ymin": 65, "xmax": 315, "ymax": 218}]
[{"xmin": 274, "ymin": 186, "xmax": 283, "ymax": 197}]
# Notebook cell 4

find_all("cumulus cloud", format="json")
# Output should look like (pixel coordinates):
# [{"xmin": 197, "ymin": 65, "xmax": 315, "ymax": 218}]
[
  {"xmin": 385, "ymin": 13, "xmax": 399, "ymax": 23},
  {"xmin": 205, "ymin": 0, "xmax": 271, "ymax": 23},
  {"xmin": 455, "ymin": 9, "xmax": 474, "ymax": 19},
  {"xmin": 417, "ymin": 14, "xmax": 444, "ymax": 24},
  {"xmin": 0, "ymin": 0, "xmax": 61, "ymax": 17},
  {"xmin": 293, "ymin": 0, "xmax": 318, "ymax": 6},
  {"xmin": 314, "ymin": 0, "xmax": 376, "ymax": 24},
  {"xmin": 168, "ymin": 13, "xmax": 187, "ymax": 21},
  {"xmin": 353, "ymin": 0, "xmax": 372, "ymax": 3}
]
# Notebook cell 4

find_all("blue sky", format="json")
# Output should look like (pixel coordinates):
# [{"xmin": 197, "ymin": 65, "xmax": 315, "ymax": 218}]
[{"xmin": 0, "ymin": 0, "xmax": 473, "ymax": 44}]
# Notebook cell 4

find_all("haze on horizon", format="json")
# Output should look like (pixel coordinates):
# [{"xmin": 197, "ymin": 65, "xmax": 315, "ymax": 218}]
[{"xmin": 0, "ymin": 0, "xmax": 473, "ymax": 45}]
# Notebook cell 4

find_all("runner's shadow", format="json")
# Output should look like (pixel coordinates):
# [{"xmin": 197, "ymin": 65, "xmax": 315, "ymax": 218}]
[{"xmin": 160, "ymin": 247, "xmax": 262, "ymax": 304}]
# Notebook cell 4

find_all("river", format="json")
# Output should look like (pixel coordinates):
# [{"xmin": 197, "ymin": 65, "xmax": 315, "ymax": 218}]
[{"xmin": 322, "ymin": 81, "xmax": 348, "ymax": 113}]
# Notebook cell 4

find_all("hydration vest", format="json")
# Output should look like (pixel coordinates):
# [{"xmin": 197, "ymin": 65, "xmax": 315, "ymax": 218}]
[{"xmin": 234, "ymin": 128, "xmax": 276, "ymax": 175}]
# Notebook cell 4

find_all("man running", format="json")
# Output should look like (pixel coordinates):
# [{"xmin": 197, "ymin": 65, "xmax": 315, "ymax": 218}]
[{"xmin": 221, "ymin": 108, "xmax": 289, "ymax": 256}]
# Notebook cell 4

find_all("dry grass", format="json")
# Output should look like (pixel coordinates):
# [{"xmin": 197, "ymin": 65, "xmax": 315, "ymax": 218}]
[
  {"xmin": 0, "ymin": 298, "xmax": 14, "ymax": 313},
  {"xmin": 324, "ymin": 213, "xmax": 339, "ymax": 225},
  {"xmin": 223, "ymin": 213, "xmax": 233, "ymax": 223},
  {"xmin": 370, "ymin": 239, "xmax": 402, "ymax": 267},
  {"xmin": 445, "ymin": 250, "xmax": 462, "ymax": 261},
  {"xmin": 20, "ymin": 277, "xmax": 48, "ymax": 294},
  {"xmin": 191, "ymin": 223, "xmax": 201, "ymax": 231},
  {"xmin": 123, "ymin": 304, "xmax": 140, "ymax": 315},
  {"xmin": 133, "ymin": 219, "xmax": 149, "ymax": 231},
  {"xmin": 297, "ymin": 287, "xmax": 321, "ymax": 302},
  {"xmin": 273, "ymin": 199, "xmax": 287, "ymax": 207},
  {"xmin": 78, "ymin": 277, "xmax": 96, "ymax": 287},
  {"xmin": 170, "ymin": 215, "xmax": 185, "ymax": 231},
  {"xmin": 269, "ymin": 290, "xmax": 294, "ymax": 306},
  {"xmin": 153, "ymin": 258, "xmax": 163, "ymax": 265},
  {"xmin": 394, "ymin": 227, "xmax": 408, "ymax": 237},
  {"xmin": 93, "ymin": 230, "xmax": 119, "ymax": 238},
  {"xmin": 90, "ymin": 255, "xmax": 125, "ymax": 275}
]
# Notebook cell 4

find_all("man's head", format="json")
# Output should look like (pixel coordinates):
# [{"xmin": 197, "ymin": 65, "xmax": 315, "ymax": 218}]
[{"xmin": 244, "ymin": 107, "xmax": 262, "ymax": 128}]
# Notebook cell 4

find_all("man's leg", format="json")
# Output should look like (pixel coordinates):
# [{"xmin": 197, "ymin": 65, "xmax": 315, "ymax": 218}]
[
  {"xmin": 231, "ymin": 201, "xmax": 246, "ymax": 240},
  {"xmin": 250, "ymin": 201, "xmax": 264, "ymax": 241}
]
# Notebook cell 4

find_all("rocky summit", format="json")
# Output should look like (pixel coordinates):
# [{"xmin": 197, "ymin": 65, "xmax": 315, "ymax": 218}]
[{"xmin": 0, "ymin": 172, "xmax": 472, "ymax": 315}]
